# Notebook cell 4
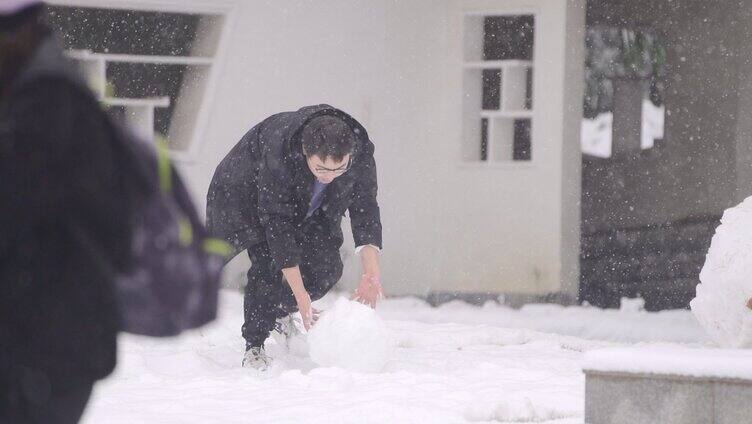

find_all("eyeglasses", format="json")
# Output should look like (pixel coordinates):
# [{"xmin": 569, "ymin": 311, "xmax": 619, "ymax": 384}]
[{"xmin": 309, "ymin": 155, "xmax": 353, "ymax": 175}]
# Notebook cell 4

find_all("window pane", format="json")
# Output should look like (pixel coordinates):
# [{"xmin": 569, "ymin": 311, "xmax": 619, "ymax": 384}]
[
  {"xmin": 45, "ymin": 6, "xmax": 220, "ymax": 57},
  {"xmin": 481, "ymin": 118, "xmax": 489, "ymax": 161},
  {"xmin": 45, "ymin": 6, "xmax": 221, "ymax": 151},
  {"xmin": 513, "ymin": 119, "xmax": 532, "ymax": 161},
  {"xmin": 105, "ymin": 63, "xmax": 207, "ymax": 140},
  {"xmin": 483, "ymin": 16, "xmax": 535, "ymax": 61},
  {"xmin": 482, "ymin": 69, "xmax": 501, "ymax": 110}
]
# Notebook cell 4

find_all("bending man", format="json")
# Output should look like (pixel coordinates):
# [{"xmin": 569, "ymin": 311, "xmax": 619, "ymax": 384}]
[{"xmin": 207, "ymin": 105, "xmax": 383, "ymax": 369}]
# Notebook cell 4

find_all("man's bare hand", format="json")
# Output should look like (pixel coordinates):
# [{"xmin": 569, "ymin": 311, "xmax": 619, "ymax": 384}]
[
  {"xmin": 295, "ymin": 291, "xmax": 315, "ymax": 330},
  {"xmin": 352, "ymin": 274, "xmax": 383, "ymax": 308}
]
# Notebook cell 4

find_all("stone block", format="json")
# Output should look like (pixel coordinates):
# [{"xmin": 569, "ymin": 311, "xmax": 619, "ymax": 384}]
[
  {"xmin": 585, "ymin": 358, "xmax": 752, "ymax": 424},
  {"xmin": 715, "ymin": 382, "xmax": 752, "ymax": 424},
  {"xmin": 585, "ymin": 373, "xmax": 714, "ymax": 424}
]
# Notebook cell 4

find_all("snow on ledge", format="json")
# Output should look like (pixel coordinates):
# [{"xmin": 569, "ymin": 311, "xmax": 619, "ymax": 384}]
[{"xmin": 583, "ymin": 346, "xmax": 752, "ymax": 381}]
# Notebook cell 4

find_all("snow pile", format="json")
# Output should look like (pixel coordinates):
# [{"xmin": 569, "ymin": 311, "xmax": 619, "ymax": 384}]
[
  {"xmin": 584, "ymin": 346, "xmax": 752, "ymax": 380},
  {"xmin": 464, "ymin": 393, "xmax": 579, "ymax": 423},
  {"xmin": 581, "ymin": 113, "xmax": 612, "ymax": 158},
  {"xmin": 307, "ymin": 297, "xmax": 394, "ymax": 372},
  {"xmin": 641, "ymin": 99, "xmax": 665, "ymax": 150},
  {"xmin": 378, "ymin": 297, "xmax": 708, "ymax": 344},
  {"xmin": 691, "ymin": 196, "xmax": 752, "ymax": 348},
  {"xmin": 619, "ymin": 296, "xmax": 645, "ymax": 313}
]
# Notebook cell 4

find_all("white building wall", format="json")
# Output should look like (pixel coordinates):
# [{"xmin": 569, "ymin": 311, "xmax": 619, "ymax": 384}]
[
  {"xmin": 49, "ymin": 0, "xmax": 584, "ymax": 297},
  {"xmin": 372, "ymin": 0, "xmax": 584, "ymax": 296}
]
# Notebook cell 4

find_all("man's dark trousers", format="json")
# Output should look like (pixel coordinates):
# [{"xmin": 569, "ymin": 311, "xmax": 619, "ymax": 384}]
[{"xmin": 242, "ymin": 215, "xmax": 343, "ymax": 348}]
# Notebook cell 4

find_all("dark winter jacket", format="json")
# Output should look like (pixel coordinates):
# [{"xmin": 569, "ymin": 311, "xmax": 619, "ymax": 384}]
[
  {"xmin": 0, "ymin": 36, "xmax": 137, "ymax": 392},
  {"xmin": 207, "ymin": 105, "xmax": 382, "ymax": 269}
]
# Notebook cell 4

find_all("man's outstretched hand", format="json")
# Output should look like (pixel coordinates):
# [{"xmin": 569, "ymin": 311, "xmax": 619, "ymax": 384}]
[
  {"xmin": 294, "ymin": 291, "xmax": 321, "ymax": 330},
  {"xmin": 283, "ymin": 265, "xmax": 322, "ymax": 330},
  {"xmin": 352, "ymin": 274, "xmax": 383, "ymax": 308}
]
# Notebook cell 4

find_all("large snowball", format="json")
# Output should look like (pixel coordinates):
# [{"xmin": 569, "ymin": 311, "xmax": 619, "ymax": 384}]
[
  {"xmin": 691, "ymin": 196, "xmax": 752, "ymax": 348},
  {"xmin": 307, "ymin": 297, "xmax": 394, "ymax": 372}
]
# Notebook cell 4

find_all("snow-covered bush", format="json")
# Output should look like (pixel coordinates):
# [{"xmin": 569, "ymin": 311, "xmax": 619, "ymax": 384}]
[{"xmin": 691, "ymin": 197, "xmax": 752, "ymax": 348}]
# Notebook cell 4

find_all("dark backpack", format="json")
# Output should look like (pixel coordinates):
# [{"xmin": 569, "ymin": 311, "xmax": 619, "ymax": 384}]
[
  {"xmin": 115, "ymin": 133, "xmax": 232, "ymax": 337},
  {"xmin": 12, "ymin": 38, "xmax": 232, "ymax": 337}
]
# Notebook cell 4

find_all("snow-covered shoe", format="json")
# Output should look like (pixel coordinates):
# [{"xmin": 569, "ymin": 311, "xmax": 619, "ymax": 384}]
[
  {"xmin": 271, "ymin": 314, "xmax": 302, "ymax": 350},
  {"xmin": 242, "ymin": 346, "xmax": 271, "ymax": 370}
]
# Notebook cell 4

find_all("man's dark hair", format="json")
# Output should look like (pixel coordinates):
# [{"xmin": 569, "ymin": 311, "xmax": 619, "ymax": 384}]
[
  {"xmin": 0, "ymin": 3, "xmax": 44, "ymax": 34},
  {"xmin": 300, "ymin": 116, "xmax": 356, "ymax": 161},
  {"xmin": 0, "ymin": 4, "xmax": 47, "ymax": 94}
]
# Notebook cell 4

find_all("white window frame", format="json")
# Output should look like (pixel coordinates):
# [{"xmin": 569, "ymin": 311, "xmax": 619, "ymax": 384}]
[
  {"xmin": 460, "ymin": 9, "xmax": 540, "ymax": 170},
  {"xmin": 46, "ymin": 0, "xmax": 239, "ymax": 164}
]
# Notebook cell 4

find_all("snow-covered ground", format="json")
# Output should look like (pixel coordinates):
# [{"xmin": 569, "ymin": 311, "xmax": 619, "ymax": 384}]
[{"xmin": 82, "ymin": 290, "xmax": 710, "ymax": 424}]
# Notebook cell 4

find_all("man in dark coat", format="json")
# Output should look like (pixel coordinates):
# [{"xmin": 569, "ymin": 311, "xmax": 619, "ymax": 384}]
[
  {"xmin": 207, "ymin": 105, "xmax": 383, "ymax": 369},
  {"xmin": 0, "ymin": 2, "xmax": 138, "ymax": 422}
]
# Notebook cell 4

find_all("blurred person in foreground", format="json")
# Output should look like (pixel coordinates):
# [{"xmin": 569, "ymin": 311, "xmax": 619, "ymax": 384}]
[
  {"xmin": 0, "ymin": 1, "xmax": 139, "ymax": 422},
  {"xmin": 207, "ymin": 106, "xmax": 383, "ymax": 370}
]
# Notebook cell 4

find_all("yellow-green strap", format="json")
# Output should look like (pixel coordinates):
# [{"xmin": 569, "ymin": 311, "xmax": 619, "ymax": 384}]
[
  {"xmin": 154, "ymin": 138, "xmax": 232, "ymax": 258},
  {"xmin": 179, "ymin": 218, "xmax": 233, "ymax": 258},
  {"xmin": 203, "ymin": 238, "xmax": 234, "ymax": 257},
  {"xmin": 157, "ymin": 138, "xmax": 172, "ymax": 193},
  {"xmin": 178, "ymin": 218, "xmax": 194, "ymax": 246}
]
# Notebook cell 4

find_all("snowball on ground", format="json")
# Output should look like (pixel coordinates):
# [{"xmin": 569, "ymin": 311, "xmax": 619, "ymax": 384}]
[
  {"xmin": 691, "ymin": 196, "xmax": 752, "ymax": 348},
  {"xmin": 307, "ymin": 297, "xmax": 394, "ymax": 373}
]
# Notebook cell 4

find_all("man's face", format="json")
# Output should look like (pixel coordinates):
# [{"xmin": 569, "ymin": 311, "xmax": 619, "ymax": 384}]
[{"xmin": 305, "ymin": 153, "xmax": 352, "ymax": 184}]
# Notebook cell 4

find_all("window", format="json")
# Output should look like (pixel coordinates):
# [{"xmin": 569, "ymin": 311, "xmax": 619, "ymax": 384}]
[
  {"xmin": 463, "ymin": 14, "xmax": 535, "ymax": 163},
  {"xmin": 45, "ymin": 5, "xmax": 227, "ymax": 153}
]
